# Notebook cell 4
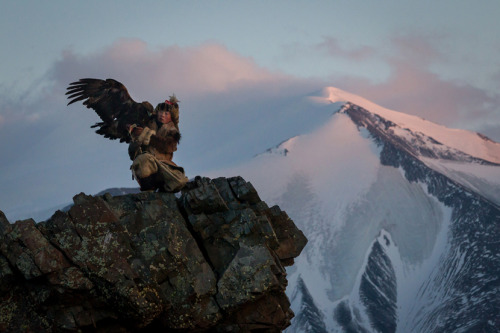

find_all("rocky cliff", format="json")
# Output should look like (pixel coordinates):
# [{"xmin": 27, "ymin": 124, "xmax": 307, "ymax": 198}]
[{"xmin": 0, "ymin": 176, "xmax": 307, "ymax": 332}]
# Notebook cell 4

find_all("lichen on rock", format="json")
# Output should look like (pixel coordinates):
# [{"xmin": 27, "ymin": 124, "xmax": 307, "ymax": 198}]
[{"xmin": 0, "ymin": 176, "xmax": 307, "ymax": 332}]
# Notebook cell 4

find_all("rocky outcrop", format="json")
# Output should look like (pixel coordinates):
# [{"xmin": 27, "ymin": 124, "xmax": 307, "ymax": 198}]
[{"xmin": 0, "ymin": 176, "xmax": 307, "ymax": 332}]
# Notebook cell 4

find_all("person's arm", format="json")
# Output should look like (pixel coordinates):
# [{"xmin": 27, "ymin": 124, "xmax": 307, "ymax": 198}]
[{"xmin": 128, "ymin": 126, "xmax": 156, "ymax": 160}]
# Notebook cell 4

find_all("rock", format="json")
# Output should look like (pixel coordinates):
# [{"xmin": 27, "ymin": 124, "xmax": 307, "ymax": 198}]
[{"xmin": 0, "ymin": 176, "xmax": 307, "ymax": 332}]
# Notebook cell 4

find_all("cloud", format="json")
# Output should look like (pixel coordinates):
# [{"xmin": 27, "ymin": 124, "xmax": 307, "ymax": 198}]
[
  {"xmin": 0, "ymin": 40, "xmax": 326, "ymax": 221},
  {"xmin": 335, "ymin": 61, "xmax": 497, "ymax": 125},
  {"xmin": 389, "ymin": 33, "xmax": 445, "ymax": 66},
  {"xmin": 480, "ymin": 123, "xmax": 500, "ymax": 142},
  {"xmin": 1, "ymin": 37, "xmax": 499, "ymax": 222},
  {"xmin": 326, "ymin": 34, "xmax": 500, "ymax": 137},
  {"xmin": 51, "ymin": 39, "xmax": 290, "ymax": 100},
  {"xmin": 47, "ymin": 39, "xmax": 326, "ymax": 158},
  {"xmin": 492, "ymin": 70, "xmax": 500, "ymax": 90},
  {"xmin": 316, "ymin": 36, "xmax": 376, "ymax": 61}
]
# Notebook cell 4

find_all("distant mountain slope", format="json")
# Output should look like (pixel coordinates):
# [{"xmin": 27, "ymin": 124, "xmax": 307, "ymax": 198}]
[
  {"xmin": 216, "ymin": 87, "xmax": 500, "ymax": 332},
  {"xmin": 23, "ymin": 187, "xmax": 141, "ymax": 223},
  {"xmin": 94, "ymin": 187, "xmax": 141, "ymax": 196}
]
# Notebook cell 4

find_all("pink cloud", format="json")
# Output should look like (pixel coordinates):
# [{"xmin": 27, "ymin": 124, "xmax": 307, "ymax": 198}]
[
  {"xmin": 327, "ymin": 34, "xmax": 500, "ymax": 134},
  {"xmin": 0, "ymin": 95, "xmax": 27, "ymax": 127},
  {"xmin": 335, "ymin": 60, "xmax": 499, "ymax": 127},
  {"xmin": 5, "ymin": 36, "xmax": 500, "ymax": 142},
  {"xmin": 307, "ymin": 33, "xmax": 500, "ymax": 135},
  {"xmin": 52, "ymin": 39, "xmax": 289, "ymax": 101},
  {"xmin": 3, "ymin": 36, "xmax": 500, "ymax": 224},
  {"xmin": 389, "ymin": 33, "xmax": 445, "ymax": 66}
]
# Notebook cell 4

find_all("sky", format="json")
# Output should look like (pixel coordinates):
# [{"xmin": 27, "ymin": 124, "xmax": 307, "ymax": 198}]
[{"xmin": 1, "ymin": 1, "xmax": 499, "ymax": 221}]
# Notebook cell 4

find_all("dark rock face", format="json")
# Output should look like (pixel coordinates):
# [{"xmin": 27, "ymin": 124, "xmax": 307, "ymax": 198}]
[
  {"xmin": 376, "ymin": 124, "xmax": 500, "ymax": 332},
  {"xmin": 333, "ymin": 300, "xmax": 369, "ymax": 333},
  {"xmin": 0, "ymin": 176, "xmax": 307, "ymax": 332},
  {"xmin": 344, "ymin": 102, "xmax": 499, "ymax": 166},
  {"xmin": 343, "ymin": 103, "xmax": 500, "ymax": 332},
  {"xmin": 359, "ymin": 240, "xmax": 397, "ymax": 333},
  {"xmin": 290, "ymin": 277, "xmax": 328, "ymax": 333}
]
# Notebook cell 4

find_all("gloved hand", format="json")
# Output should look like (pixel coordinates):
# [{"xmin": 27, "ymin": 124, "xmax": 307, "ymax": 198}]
[
  {"xmin": 127, "ymin": 124, "xmax": 144, "ymax": 138},
  {"xmin": 132, "ymin": 127, "xmax": 144, "ymax": 137}
]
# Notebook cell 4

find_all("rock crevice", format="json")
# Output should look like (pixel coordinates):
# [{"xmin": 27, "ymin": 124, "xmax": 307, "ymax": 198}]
[{"xmin": 0, "ymin": 176, "xmax": 307, "ymax": 332}]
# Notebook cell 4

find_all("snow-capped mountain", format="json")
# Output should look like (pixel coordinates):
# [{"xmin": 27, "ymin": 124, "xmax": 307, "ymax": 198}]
[{"xmin": 216, "ymin": 87, "xmax": 500, "ymax": 332}]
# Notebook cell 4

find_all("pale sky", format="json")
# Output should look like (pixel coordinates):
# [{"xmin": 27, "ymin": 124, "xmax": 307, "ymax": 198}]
[{"xmin": 1, "ymin": 1, "xmax": 499, "ymax": 221}]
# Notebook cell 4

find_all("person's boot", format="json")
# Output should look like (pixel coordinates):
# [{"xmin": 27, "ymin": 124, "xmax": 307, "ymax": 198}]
[{"xmin": 137, "ymin": 174, "xmax": 159, "ymax": 191}]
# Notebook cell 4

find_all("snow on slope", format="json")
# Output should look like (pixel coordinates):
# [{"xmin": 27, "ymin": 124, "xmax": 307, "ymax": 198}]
[
  {"xmin": 421, "ymin": 158, "xmax": 500, "ymax": 206},
  {"xmin": 210, "ymin": 86, "xmax": 500, "ymax": 332},
  {"xmin": 213, "ymin": 111, "xmax": 453, "ymax": 331},
  {"xmin": 220, "ymin": 110, "xmax": 382, "ymax": 227},
  {"xmin": 310, "ymin": 87, "xmax": 500, "ymax": 164},
  {"xmin": 310, "ymin": 87, "xmax": 500, "ymax": 207},
  {"xmin": 212, "ymin": 110, "xmax": 383, "ymax": 329}
]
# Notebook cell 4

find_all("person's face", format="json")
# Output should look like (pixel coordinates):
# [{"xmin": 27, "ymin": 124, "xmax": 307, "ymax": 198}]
[{"xmin": 157, "ymin": 110, "xmax": 172, "ymax": 124}]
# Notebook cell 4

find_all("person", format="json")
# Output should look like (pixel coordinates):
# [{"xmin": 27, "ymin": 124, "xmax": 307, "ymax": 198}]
[{"xmin": 128, "ymin": 96, "xmax": 188, "ymax": 192}]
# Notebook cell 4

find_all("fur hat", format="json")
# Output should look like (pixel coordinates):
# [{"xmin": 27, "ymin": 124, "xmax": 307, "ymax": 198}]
[{"xmin": 154, "ymin": 94, "xmax": 180, "ymax": 129}]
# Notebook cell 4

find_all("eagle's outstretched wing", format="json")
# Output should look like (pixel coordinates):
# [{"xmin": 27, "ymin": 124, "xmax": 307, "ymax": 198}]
[{"xmin": 66, "ymin": 78, "xmax": 153, "ymax": 143}]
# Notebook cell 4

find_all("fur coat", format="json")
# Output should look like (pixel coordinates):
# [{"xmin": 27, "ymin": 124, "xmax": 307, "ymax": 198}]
[{"xmin": 128, "ymin": 119, "xmax": 181, "ymax": 166}]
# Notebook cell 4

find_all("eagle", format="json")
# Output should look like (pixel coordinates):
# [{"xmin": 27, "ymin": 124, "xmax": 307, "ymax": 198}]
[{"xmin": 66, "ymin": 78, "xmax": 178, "ymax": 143}]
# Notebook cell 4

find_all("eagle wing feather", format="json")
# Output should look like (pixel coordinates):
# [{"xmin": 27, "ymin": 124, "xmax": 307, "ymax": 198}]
[{"xmin": 66, "ymin": 78, "xmax": 153, "ymax": 143}]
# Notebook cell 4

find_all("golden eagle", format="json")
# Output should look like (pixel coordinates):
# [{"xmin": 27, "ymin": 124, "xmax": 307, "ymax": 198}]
[{"xmin": 66, "ymin": 78, "xmax": 161, "ymax": 143}]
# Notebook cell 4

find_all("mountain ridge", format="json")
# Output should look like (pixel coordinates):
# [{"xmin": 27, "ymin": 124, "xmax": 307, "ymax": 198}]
[
  {"xmin": 216, "ymin": 88, "xmax": 500, "ymax": 332},
  {"xmin": 311, "ymin": 87, "xmax": 500, "ymax": 164}
]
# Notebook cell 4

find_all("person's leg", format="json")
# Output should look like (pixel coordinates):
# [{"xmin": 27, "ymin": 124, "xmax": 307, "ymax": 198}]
[
  {"xmin": 156, "ymin": 163, "xmax": 189, "ymax": 193},
  {"xmin": 131, "ymin": 154, "xmax": 160, "ymax": 191}
]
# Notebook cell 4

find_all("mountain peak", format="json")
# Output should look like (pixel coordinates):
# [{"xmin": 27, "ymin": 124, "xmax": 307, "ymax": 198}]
[
  {"xmin": 215, "ymin": 87, "xmax": 500, "ymax": 332},
  {"xmin": 310, "ymin": 87, "xmax": 500, "ymax": 165}
]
